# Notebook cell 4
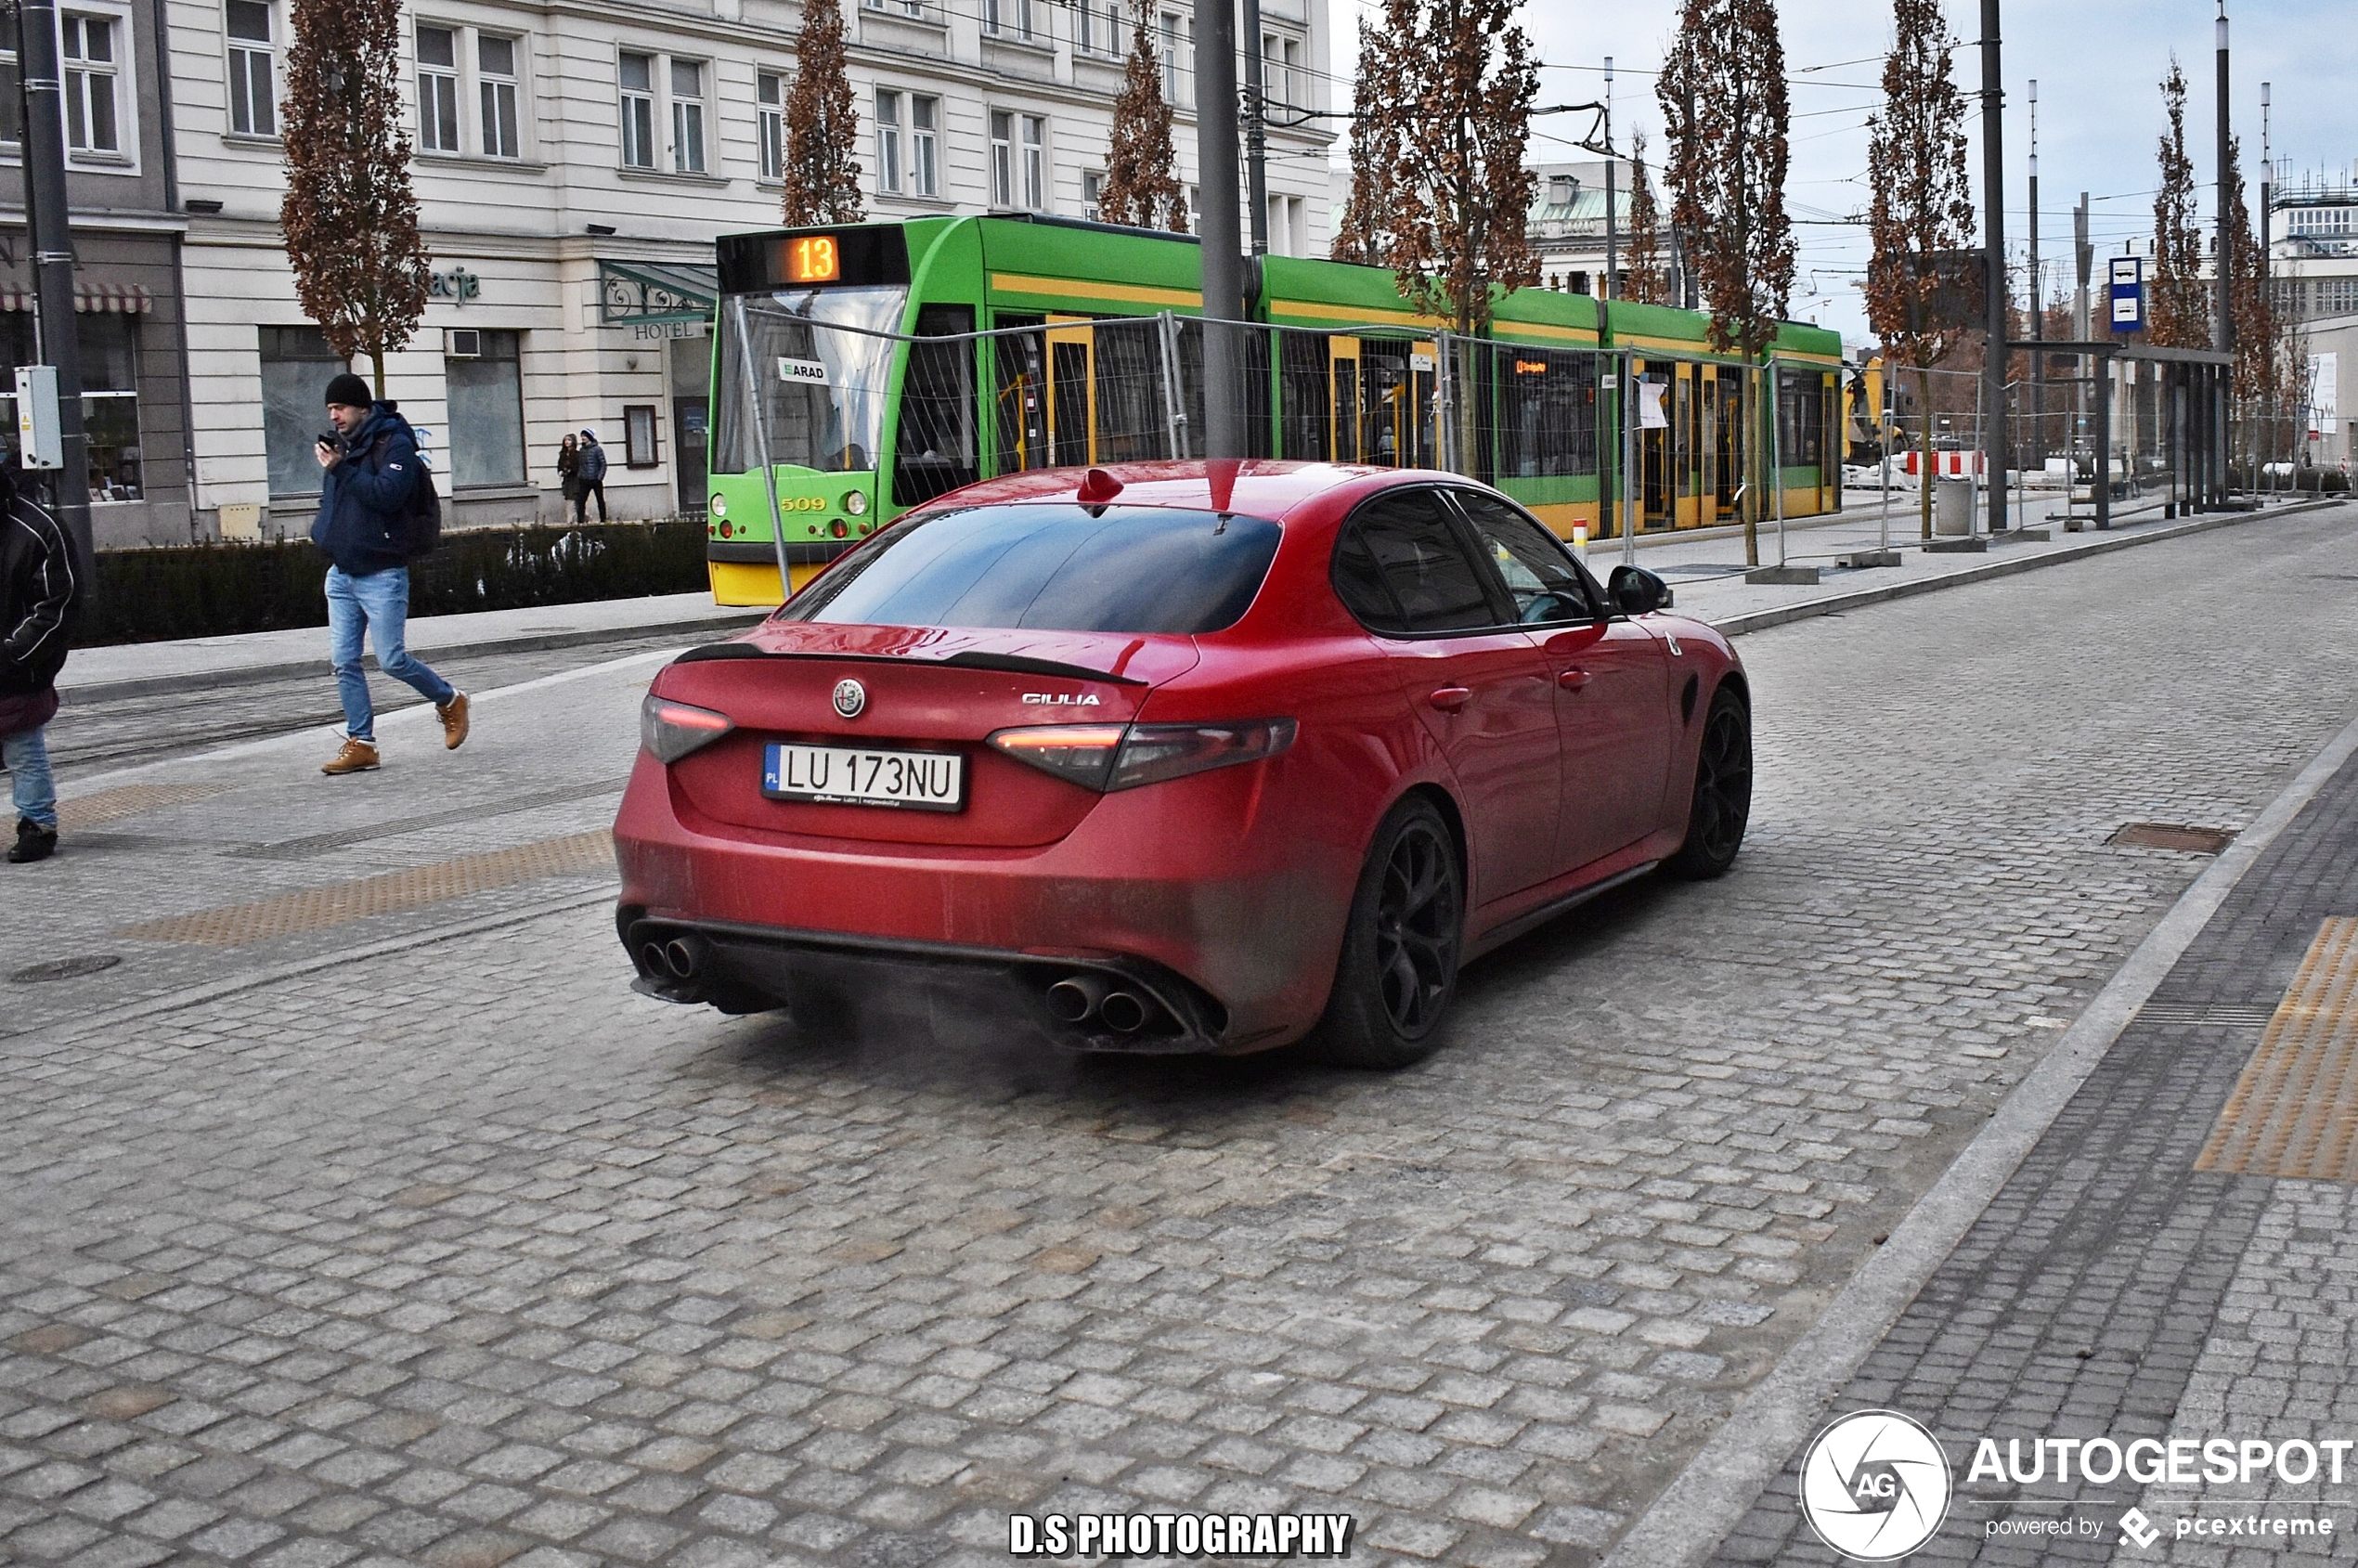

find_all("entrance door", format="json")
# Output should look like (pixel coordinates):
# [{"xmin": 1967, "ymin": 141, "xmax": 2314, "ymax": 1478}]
[
  {"xmin": 1330, "ymin": 337, "xmax": 1362, "ymax": 461},
  {"xmin": 1046, "ymin": 317, "xmax": 1095, "ymax": 467},
  {"xmin": 668, "ymin": 335, "xmax": 710, "ymax": 516}
]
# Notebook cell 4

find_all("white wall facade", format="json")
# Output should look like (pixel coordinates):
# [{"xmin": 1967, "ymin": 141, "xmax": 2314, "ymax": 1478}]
[{"xmin": 173, "ymin": 0, "xmax": 1335, "ymax": 534}]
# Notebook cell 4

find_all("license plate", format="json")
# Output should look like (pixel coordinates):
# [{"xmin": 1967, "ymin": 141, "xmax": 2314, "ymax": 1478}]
[{"xmin": 763, "ymin": 742, "xmax": 964, "ymax": 811}]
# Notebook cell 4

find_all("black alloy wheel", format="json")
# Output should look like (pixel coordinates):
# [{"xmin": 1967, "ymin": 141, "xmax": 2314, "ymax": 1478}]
[
  {"xmin": 1668, "ymin": 687, "xmax": 1753, "ymax": 878},
  {"xmin": 1309, "ymin": 797, "xmax": 1465, "ymax": 1069}
]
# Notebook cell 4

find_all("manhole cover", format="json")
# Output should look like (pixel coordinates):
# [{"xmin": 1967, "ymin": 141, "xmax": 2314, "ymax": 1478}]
[
  {"xmin": 9, "ymin": 954, "xmax": 123, "ymax": 984},
  {"xmin": 2109, "ymin": 823, "xmax": 2236, "ymax": 854}
]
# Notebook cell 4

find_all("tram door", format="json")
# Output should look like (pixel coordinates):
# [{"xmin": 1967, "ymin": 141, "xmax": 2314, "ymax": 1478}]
[
  {"xmin": 1329, "ymin": 337, "xmax": 1363, "ymax": 461},
  {"xmin": 1410, "ymin": 343, "xmax": 1438, "ymax": 468},
  {"xmin": 1715, "ymin": 369, "xmax": 1747, "ymax": 520},
  {"xmin": 1637, "ymin": 359, "xmax": 1670, "ymax": 529},
  {"xmin": 1045, "ymin": 317, "xmax": 1095, "ymax": 467},
  {"xmin": 1699, "ymin": 368, "xmax": 1720, "ymax": 527},
  {"xmin": 1674, "ymin": 362, "xmax": 1697, "ymax": 527}
]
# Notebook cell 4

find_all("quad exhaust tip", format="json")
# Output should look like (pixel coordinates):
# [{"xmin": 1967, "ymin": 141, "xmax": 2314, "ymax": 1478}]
[{"xmin": 1045, "ymin": 974, "xmax": 1149, "ymax": 1033}]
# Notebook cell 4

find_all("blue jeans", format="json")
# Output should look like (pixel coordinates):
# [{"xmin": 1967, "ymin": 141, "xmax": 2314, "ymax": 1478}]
[
  {"xmin": 327, "ymin": 565, "xmax": 453, "ymax": 743},
  {"xmin": 2, "ymin": 724, "xmax": 55, "ymax": 831}
]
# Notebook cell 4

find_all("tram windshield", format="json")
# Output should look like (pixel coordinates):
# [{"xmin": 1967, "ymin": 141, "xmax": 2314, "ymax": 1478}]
[{"xmin": 714, "ymin": 285, "xmax": 907, "ymax": 474}]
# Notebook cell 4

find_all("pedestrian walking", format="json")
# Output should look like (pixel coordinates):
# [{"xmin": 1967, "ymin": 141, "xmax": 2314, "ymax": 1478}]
[
  {"xmin": 310, "ymin": 371, "xmax": 470, "ymax": 776},
  {"xmin": 576, "ymin": 428, "xmax": 609, "ymax": 523},
  {"xmin": 557, "ymin": 433, "xmax": 583, "ymax": 522},
  {"xmin": 0, "ymin": 462, "xmax": 75, "ymax": 863}
]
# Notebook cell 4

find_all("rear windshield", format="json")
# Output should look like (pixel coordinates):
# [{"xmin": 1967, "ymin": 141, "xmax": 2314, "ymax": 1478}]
[{"xmin": 781, "ymin": 504, "xmax": 1283, "ymax": 634}]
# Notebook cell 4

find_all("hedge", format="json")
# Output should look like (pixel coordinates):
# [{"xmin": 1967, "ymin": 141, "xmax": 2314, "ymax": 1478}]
[{"xmin": 76, "ymin": 520, "xmax": 711, "ymax": 646}]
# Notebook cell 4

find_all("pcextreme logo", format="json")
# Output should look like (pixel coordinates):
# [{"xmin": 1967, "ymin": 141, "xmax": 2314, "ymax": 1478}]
[{"xmin": 1798, "ymin": 1410, "xmax": 1954, "ymax": 1562}]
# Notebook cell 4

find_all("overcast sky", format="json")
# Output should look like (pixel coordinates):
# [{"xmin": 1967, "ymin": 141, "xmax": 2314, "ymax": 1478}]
[{"xmin": 1328, "ymin": 1, "xmax": 2358, "ymax": 350}]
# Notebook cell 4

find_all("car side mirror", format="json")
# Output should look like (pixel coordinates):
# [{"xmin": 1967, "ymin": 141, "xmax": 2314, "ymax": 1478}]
[{"xmin": 1608, "ymin": 564, "xmax": 1673, "ymax": 616}]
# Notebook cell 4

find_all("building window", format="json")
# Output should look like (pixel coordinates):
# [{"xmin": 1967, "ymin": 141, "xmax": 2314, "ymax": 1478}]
[
  {"xmin": 874, "ymin": 89, "xmax": 901, "ymax": 193},
  {"xmin": 619, "ymin": 51, "xmax": 654, "ymax": 168},
  {"xmin": 0, "ymin": 44, "xmax": 21, "ymax": 146},
  {"xmin": 61, "ymin": 14, "xmax": 120, "ymax": 154},
  {"xmin": 1082, "ymin": 170, "xmax": 1102, "ymax": 220},
  {"xmin": 1021, "ymin": 115, "xmax": 1044, "ymax": 211},
  {"xmin": 1260, "ymin": 31, "xmax": 1300, "ymax": 110},
  {"xmin": 416, "ymin": 24, "xmax": 460, "ymax": 153},
  {"xmin": 983, "ymin": 0, "xmax": 1029, "ymax": 39},
  {"xmin": 446, "ymin": 329, "xmax": 525, "ymax": 487},
  {"xmin": 910, "ymin": 95, "xmax": 938, "ymax": 197},
  {"xmin": 758, "ymin": 71, "xmax": 785, "ymax": 181},
  {"xmin": 624, "ymin": 404, "xmax": 659, "ymax": 467},
  {"xmin": 258, "ymin": 325, "xmax": 346, "ymax": 499},
  {"xmin": 990, "ymin": 110, "xmax": 1012, "ymax": 207},
  {"xmin": 669, "ymin": 58, "xmax": 705, "ymax": 173},
  {"xmin": 227, "ymin": 0, "xmax": 275, "ymax": 136},
  {"xmin": 1159, "ymin": 10, "xmax": 1186, "ymax": 101},
  {"xmin": 477, "ymin": 33, "xmax": 519, "ymax": 158},
  {"xmin": 989, "ymin": 112, "xmax": 1044, "ymax": 210}
]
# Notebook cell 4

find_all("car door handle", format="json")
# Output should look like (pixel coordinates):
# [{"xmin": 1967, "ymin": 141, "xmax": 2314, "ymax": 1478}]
[
  {"xmin": 1427, "ymin": 686, "xmax": 1472, "ymax": 712},
  {"xmin": 1556, "ymin": 668, "xmax": 1592, "ymax": 692}
]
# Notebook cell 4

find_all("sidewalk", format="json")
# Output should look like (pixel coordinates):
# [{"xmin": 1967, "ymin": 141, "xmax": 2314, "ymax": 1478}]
[{"xmin": 59, "ymin": 589, "xmax": 763, "ymax": 702}]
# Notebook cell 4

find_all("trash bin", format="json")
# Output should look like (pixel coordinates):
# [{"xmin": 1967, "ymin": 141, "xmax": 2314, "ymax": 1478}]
[{"xmin": 1935, "ymin": 476, "xmax": 1976, "ymax": 536}]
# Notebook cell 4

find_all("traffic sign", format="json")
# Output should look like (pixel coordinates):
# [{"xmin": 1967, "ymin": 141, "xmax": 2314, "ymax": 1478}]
[{"xmin": 2108, "ymin": 256, "xmax": 2145, "ymax": 333}]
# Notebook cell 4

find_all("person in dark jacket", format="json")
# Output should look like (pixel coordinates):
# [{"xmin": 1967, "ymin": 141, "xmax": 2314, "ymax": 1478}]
[
  {"xmin": 310, "ymin": 372, "xmax": 470, "ymax": 775},
  {"xmin": 0, "ymin": 464, "xmax": 76, "ymax": 863},
  {"xmin": 576, "ymin": 428, "xmax": 609, "ymax": 522},
  {"xmin": 557, "ymin": 433, "xmax": 583, "ymax": 522}
]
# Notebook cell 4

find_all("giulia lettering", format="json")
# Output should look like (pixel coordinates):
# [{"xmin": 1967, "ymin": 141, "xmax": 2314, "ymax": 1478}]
[{"xmin": 1020, "ymin": 693, "xmax": 1101, "ymax": 706}]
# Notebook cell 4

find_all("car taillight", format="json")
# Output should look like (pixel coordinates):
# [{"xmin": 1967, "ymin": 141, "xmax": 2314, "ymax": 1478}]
[
  {"xmin": 989, "ymin": 719, "xmax": 1296, "ymax": 793},
  {"xmin": 641, "ymin": 694, "xmax": 733, "ymax": 763}
]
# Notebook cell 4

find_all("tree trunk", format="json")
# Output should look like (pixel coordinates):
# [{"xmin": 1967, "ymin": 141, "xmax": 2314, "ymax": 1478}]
[
  {"xmin": 370, "ymin": 350, "xmax": 388, "ymax": 399},
  {"xmin": 1916, "ymin": 366, "xmax": 1935, "ymax": 539}
]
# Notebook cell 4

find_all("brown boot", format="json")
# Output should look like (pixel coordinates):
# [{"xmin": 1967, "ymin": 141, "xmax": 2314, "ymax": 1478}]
[
  {"xmin": 322, "ymin": 736, "xmax": 380, "ymax": 775},
  {"xmin": 437, "ymin": 692, "xmax": 471, "ymax": 750}
]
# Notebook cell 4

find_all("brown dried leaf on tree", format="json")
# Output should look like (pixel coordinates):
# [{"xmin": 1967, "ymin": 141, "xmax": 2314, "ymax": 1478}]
[
  {"xmin": 1625, "ymin": 129, "xmax": 1668, "ymax": 305},
  {"xmin": 1333, "ymin": 0, "xmax": 1410, "ymax": 266},
  {"xmin": 1658, "ymin": 0, "xmax": 1794, "ymax": 360},
  {"xmin": 2220, "ymin": 134, "xmax": 2282, "ymax": 413},
  {"xmin": 1098, "ymin": 7, "xmax": 1187, "ymax": 231},
  {"xmin": 2148, "ymin": 61, "xmax": 2208, "ymax": 348},
  {"xmin": 279, "ymin": 0, "xmax": 427, "ymax": 394},
  {"xmin": 1375, "ymin": 0, "xmax": 1539, "ymax": 333},
  {"xmin": 1860, "ymin": 0, "xmax": 1975, "ymax": 537},
  {"xmin": 783, "ymin": 0, "xmax": 865, "ymax": 227}
]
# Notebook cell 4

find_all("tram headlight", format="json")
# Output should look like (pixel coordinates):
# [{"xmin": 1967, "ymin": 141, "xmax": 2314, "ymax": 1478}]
[
  {"xmin": 843, "ymin": 490, "xmax": 868, "ymax": 516},
  {"xmin": 709, "ymin": 493, "xmax": 728, "ymax": 518}
]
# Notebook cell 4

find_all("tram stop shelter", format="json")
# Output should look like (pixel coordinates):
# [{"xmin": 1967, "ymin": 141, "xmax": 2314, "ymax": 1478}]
[{"xmin": 2016, "ymin": 339, "xmax": 2235, "ymax": 529}]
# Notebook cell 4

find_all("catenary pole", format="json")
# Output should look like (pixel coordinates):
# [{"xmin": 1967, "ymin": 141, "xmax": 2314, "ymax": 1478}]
[
  {"xmin": 2261, "ymin": 82, "xmax": 2272, "ymax": 490},
  {"xmin": 1977, "ymin": 0, "xmax": 2009, "ymax": 537},
  {"xmin": 2028, "ymin": 79, "xmax": 2041, "ymax": 469},
  {"xmin": 2213, "ymin": 1, "xmax": 2232, "ymax": 501},
  {"xmin": 1195, "ymin": 0, "xmax": 1247, "ymax": 457},
  {"xmin": 1603, "ymin": 58, "xmax": 1616, "ymax": 299},
  {"xmin": 1241, "ymin": 0, "xmax": 1267, "ymax": 256},
  {"xmin": 17, "ymin": 0, "xmax": 95, "ymax": 592}
]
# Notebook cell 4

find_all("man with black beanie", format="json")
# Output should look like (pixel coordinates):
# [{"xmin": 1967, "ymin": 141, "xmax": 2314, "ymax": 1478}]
[
  {"xmin": 0, "ymin": 460, "xmax": 76, "ymax": 862},
  {"xmin": 310, "ymin": 371, "xmax": 469, "ymax": 775}
]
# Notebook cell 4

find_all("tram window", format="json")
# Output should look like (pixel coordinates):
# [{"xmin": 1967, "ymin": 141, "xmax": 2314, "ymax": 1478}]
[
  {"xmin": 893, "ymin": 305, "xmax": 977, "ymax": 507},
  {"xmin": 991, "ymin": 314, "xmax": 1048, "ymax": 473},
  {"xmin": 1279, "ymin": 332, "xmax": 1329, "ymax": 460},
  {"xmin": 1094, "ymin": 317, "xmax": 1166, "ymax": 462},
  {"xmin": 1777, "ymin": 368, "xmax": 1823, "ymax": 467},
  {"xmin": 1498, "ymin": 348, "xmax": 1597, "ymax": 478}
]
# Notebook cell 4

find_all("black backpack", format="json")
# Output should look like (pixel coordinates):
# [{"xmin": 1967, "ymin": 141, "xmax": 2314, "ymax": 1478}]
[{"xmin": 400, "ymin": 453, "xmax": 443, "ymax": 558}]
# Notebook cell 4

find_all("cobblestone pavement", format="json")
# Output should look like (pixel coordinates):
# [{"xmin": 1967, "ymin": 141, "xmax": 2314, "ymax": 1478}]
[
  {"xmin": 5, "ymin": 511, "xmax": 2358, "ymax": 1568},
  {"xmin": 1704, "ymin": 706, "xmax": 2358, "ymax": 1566}
]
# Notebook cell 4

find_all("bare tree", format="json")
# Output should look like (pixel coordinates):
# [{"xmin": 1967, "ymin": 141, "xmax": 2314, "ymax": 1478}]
[
  {"xmin": 782, "ymin": 0, "xmax": 864, "ymax": 227},
  {"xmin": 1097, "ymin": 7, "xmax": 1188, "ymax": 231},
  {"xmin": 2148, "ymin": 61, "xmax": 2208, "ymax": 348},
  {"xmin": 1625, "ymin": 130, "xmax": 1668, "ymax": 305},
  {"xmin": 1861, "ymin": 0, "xmax": 1976, "ymax": 538},
  {"xmin": 279, "ymin": 0, "xmax": 427, "ymax": 395},
  {"xmin": 2219, "ymin": 131, "xmax": 2286, "ymax": 473},
  {"xmin": 1659, "ymin": 0, "xmax": 1794, "ymax": 563},
  {"xmin": 1332, "ymin": 0, "xmax": 1410, "ymax": 266}
]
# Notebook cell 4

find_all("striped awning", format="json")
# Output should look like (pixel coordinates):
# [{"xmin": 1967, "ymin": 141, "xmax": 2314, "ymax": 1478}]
[{"xmin": 0, "ymin": 282, "xmax": 155, "ymax": 314}]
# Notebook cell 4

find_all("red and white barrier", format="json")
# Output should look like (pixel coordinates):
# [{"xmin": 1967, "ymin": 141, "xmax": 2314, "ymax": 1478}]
[{"xmin": 1900, "ymin": 449, "xmax": 1987, "ymax": 477}]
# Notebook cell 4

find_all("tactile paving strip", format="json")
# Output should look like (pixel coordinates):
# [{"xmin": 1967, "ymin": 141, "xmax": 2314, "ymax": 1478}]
[
  {"xmin": 115, "ymin": 831, "xmax": 615, "ymax": 947},
  {"xmin": 2195, "ymin": 917, "xmax": 2358, "ymax": 1180},
  {"xmin": 56, "ymin": 783, "xmax": 232, "ymax": 833}
]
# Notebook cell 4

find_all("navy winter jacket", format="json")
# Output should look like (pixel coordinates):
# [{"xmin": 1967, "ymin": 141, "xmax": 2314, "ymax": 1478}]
[
  {"xmin": 577, "ymin": 439, "xmax": 609, "ymax": 486},
  {"xmin": 310, "ymin": 401, "xmax": 421, "ymax": 576}
]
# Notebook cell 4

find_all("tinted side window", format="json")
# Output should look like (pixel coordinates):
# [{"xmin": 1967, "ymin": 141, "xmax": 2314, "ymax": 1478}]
[
  {"xmin": 1347, "ymin": 491, "xmax": 1499, "ymax": 633},
  {"xmin": 1330, "ymin": 528, "xmax": 1408, "ymax": 634},
  {"xmin": 1452, "ymin": 492, "xmax": 1598, "ymax": 624}
]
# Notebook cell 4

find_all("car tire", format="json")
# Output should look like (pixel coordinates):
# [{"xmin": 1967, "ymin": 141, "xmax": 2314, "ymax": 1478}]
[
  {"xmin": 1307, "ymin": 796, "xmax": 1465, "ymax": 1069},
  {"xmin": 1666, "ymin": 686, "xmax": 1753, "ymax": 879}
]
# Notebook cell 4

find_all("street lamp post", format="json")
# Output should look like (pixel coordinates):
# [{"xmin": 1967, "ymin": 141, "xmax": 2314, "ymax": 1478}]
[
  {"xmin": 1977, "ymin": 0, "xmax": 2010, "ymax": 538},
  {"xmin": 2028, "ymin": 79, "xmax": 2041, "ymax": 471},
  {"xmin": 1603, "ymin": 58, "xmax": 1616, "ymax": 301},
  {"xmin": 2213, "ymin": 1, "xmax": 2233, "ymax": 502}
]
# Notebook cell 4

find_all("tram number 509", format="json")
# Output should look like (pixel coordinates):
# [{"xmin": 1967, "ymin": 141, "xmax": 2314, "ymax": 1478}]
[{"xmin": 787, "ymin": 236, "xmax": 840, "ymax": 284}]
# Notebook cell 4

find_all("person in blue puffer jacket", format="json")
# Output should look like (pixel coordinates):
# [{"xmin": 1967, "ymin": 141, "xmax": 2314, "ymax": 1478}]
[{"xmin": 309, "ymin": 371, "xmax": 470, "ymax": 775}]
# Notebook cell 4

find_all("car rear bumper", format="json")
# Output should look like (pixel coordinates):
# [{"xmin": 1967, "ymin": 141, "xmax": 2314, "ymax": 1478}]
[{"xmin": 612, "ymin": 754, "xmax": 1361, "ymax": 1052}]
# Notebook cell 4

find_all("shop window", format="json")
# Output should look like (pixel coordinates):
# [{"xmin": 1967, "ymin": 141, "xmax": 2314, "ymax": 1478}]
[
  {"xmin": 227, "ymin": 0, "xmax": 275, "ymax": 136},
  {"xmin": 257, "ymin": 324, "xmax": 346, "ymax": 499},
  {"xmin": 446, "ymin": 329, "xmax": 525, "ymax": 486},
  {"xmin": 624, "ymin": 404, "xmax": 658, "ymax": 468}
]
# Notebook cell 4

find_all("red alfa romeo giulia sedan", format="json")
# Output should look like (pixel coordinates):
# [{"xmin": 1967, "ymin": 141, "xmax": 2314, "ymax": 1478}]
[{"xmin": 614, "ymin": 461, "xmax": 1751, "ymax": 1067}]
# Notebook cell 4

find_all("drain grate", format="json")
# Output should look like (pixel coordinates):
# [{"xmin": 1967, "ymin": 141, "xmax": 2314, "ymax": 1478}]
[
  {"xmin": 2109, "ymin": 822, "xmax": 2237, "ymax": 854},
  {"xmin": 56, "ymin": 783, "xmax": 231, "ymax": 834},
  {"xmin": 232, "ymin": 777, "xmax": 628, "ymax": 860},
  {"xmin": 116, "ymin": 831, "xmax": 614, "ymax": 947},
  {"xmin": 8, "ymin": 954, "xmax": 123, "ymax": 984},
  {"xmin": 2196, "ymin": 917, "xmax": 2358, "ymax": 1181},
  {"xmin": 2137, "ymin": 1001, "xmax": 2279, "ymax": 1030}
]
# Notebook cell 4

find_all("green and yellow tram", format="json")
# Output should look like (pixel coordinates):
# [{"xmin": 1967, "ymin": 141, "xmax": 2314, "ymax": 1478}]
[{"xmin": 702, "ymin": 214, "xmax": 1843, "ymax": 605}]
